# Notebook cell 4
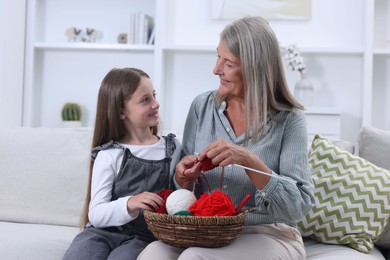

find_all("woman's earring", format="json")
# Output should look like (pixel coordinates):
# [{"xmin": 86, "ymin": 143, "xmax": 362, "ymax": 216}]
[{"xmin": 120, "ymin": 115, "xmax": 125, "ymax": 119}]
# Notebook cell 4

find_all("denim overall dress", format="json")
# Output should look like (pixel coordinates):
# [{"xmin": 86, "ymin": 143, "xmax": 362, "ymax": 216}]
[{"xmin": 63, "ymin": 134, "xmax": 176, "ymax": 260}]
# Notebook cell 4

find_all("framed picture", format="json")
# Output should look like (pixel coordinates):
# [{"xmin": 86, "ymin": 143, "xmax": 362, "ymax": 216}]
[{"xmin": 211, "ymin": 0, "xmax": 311, "ymax": 20}]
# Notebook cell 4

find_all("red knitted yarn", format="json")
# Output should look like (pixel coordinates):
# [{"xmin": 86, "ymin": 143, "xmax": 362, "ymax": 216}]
[
  {"xmin": 189, "ymin": 190, "xmax": 236, "ymax": 216},
  {"xmin": 195, "ymin": 157, "xmax": 217, "ymax": 172},
  {"xmin": 155, "ymin": 189, "xmax": 174, "ymax": 214}
]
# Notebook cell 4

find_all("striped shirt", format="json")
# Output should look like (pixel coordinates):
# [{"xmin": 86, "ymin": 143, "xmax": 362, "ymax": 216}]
[{"xmin": 181, "ymin": 91, "xmax": 314, "ymax": 227}]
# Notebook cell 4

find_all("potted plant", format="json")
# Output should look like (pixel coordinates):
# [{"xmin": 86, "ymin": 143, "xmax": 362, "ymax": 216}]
[{"xmin": 61, "ymin": 102, "xmax": 82, "ymax": 127}]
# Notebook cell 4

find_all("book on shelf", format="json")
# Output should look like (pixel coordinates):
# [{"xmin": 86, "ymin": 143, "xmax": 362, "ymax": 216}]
[
  {"xmin": 147, "ymin": 26, "xmax": 155, "ymax": 45},
  {"xmin": 128, "ymin": 11, "xmax": 155, "ymax": 45}
]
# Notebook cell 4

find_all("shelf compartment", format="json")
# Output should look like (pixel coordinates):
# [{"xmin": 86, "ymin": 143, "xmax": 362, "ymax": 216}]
[
  {"xmin": 163, "ymin": 45, "xmax": 364, "ymax": 55},
  {"xmin": 34, "ymin": 42, "xmax": 154, "ymax": 52}
]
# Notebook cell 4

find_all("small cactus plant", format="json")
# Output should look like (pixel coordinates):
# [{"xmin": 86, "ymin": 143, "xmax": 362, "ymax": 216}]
[{"xmin": 61, "ymin": 102, "xmax": 82, "ymax": 121}]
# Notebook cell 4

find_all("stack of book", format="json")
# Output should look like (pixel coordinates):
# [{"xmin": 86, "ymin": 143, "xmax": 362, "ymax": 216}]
[{"xmin": 128, "ymin": 11, "xmax": 155, "ymax": 45}]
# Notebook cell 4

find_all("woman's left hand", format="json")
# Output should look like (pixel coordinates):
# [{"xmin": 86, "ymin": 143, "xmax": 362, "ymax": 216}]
[
  {"xmin": 198, "ymin": 139, "xmax": 272, "ymax": 189},
  {"xmin": 197, "ymin": 139, "xmax": 249, "ymax": 167}
]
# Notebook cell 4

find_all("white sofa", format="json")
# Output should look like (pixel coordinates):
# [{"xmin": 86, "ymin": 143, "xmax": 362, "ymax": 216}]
[{"xmin": 0, "ymin": 126, "xmax": 389, "ymax": 260}]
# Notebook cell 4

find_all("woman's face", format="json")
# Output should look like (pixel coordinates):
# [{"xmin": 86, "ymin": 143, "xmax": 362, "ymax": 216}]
[
  {"xmin": 121, "ymin": 77, "xmax": 159, "ymax": 131},
  {"xmin": 213, "ymin": 41, "xmax": 244, "ymax": 98}
]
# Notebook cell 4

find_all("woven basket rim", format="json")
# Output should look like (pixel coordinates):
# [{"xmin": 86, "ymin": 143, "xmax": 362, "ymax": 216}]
[
  {"xmin": 144, "ymin": 210, "xmax": 247, "ymax": 248},
  {"xmin": 144, "ymin": 210, "xmax": 246, "ymax": 225}
]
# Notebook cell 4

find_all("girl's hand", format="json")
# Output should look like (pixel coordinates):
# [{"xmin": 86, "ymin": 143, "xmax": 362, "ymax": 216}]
[
  {"xmin": 175, "ymin": 155, "xmax": 202, "ymax": 189},
  {"xmin": 126, "ymin": 192, "xmax": 165, "ymax": 213}
]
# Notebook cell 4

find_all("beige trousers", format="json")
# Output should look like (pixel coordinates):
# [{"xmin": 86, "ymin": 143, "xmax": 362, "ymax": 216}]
[{"xmin": 137, "ymin": 223, "xmax": 305, "ymax": 260}]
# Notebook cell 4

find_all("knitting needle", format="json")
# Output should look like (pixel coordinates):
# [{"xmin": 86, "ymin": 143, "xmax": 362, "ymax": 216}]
[
  {"xmin": 194, "ymin": 153, "xmax": 303, "ymax": 186},
  {"xmin": 231, "ymin": 164, "xmax": 303, "ymax": 187}
]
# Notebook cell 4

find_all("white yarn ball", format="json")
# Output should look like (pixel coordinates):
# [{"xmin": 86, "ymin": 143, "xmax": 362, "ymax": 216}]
[{"xmin": 166, "ymin": 189, "xmax": 197, "ymax": 215}]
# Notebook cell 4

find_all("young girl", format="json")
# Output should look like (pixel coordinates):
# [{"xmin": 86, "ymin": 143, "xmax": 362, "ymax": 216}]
[{"xmin": 63, "ymin": 68, "xmax": 181, "ymax": 260}]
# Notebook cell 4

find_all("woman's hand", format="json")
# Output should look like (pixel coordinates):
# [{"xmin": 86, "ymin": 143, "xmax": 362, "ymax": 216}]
[
  {"xmin": 126, "ymin": 192, "xmax": 165, "ymax": 213},
  {"xmin": 198, "ymin": 139, "xmax": 271, "ymax": 189},
  {"xmin": 198, "ymin": 139, "xmax": 249, "ymax": 167},
  {"xmin": 175, "ymin": 155, "xmax": 202, "ymax": 189}
]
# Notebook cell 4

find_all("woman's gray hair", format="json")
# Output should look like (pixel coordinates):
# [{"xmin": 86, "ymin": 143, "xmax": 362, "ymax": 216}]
[{"xmin": 215, "ymin": 16, "xmax": 303, "ymax": 143}]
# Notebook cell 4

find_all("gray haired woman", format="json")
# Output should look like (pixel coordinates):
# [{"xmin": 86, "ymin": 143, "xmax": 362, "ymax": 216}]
[{"xmin": 138, "ymin": 16, "xmax": 314, "ymax": 260}]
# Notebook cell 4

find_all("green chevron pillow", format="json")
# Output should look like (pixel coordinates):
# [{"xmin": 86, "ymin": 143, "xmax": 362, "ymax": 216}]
[{"xmin": 298, "ymin": 135, "xmax": 390, "ymax": 253}]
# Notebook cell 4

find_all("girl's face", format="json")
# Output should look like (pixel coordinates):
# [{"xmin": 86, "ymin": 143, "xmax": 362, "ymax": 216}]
[
  {"xmin": 121, "ymin": 77, "xmax": 159, "ymax": 130},
  {"xmin": 213, "ymin": 41, "xmax": 244, "ymax": 98}
]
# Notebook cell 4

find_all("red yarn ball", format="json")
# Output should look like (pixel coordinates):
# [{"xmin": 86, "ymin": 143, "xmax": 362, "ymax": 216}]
[
  {"xmin": 155, "ymin": 189, "xmax": 174, "ymax": 214},
  {"xmin": 189, "ymin": 190, "xmax": 236, "ymax": 216}
]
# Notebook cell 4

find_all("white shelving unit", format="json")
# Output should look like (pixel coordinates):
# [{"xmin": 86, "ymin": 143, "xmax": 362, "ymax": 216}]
[
  {"xmin": 371, "ymin": 0, "xmax": 390, "ymax": 130},
  {"xmin": 23, "ymin": 0, "xmax": 158, "ymax": 127},
  {"xmin": 33, "ymin": 42, "xmax": 155, "ymax": 51},
  {"xmin": 23, "ymin": 0, "xmax": 390, "ymax": 143}
]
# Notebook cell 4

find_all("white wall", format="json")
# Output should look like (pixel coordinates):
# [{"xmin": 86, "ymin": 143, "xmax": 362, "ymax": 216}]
[
  {"xmin": 167, "ymin": 0, "xmax": 363, "ymax": 47},
  {"xmin": 0, "ymin": 0, "xmax": 26, "ymax": 127},
  {"xmin": 3, "ymin": 0, "xmax": 384, "ymax": 144},
  {"xmin": 161, "ymin": 0, "xmax": 366, "ymax": 142}
]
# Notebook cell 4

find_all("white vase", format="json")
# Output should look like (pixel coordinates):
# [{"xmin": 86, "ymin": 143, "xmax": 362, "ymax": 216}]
[{"xmin": 294, "ymin": 71, "xmax": 314, "ymax": 107}]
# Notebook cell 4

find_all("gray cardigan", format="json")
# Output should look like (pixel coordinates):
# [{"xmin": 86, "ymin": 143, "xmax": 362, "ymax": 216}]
[{"xmin": 181, "ymin": 91, "xmax": 315, "ymax": 227}]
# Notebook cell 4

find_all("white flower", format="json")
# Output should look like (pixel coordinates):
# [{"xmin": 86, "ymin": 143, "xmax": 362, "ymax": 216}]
[{"xmin": 281, "ymin": 43, "xmax": 306, "ymax": 73}]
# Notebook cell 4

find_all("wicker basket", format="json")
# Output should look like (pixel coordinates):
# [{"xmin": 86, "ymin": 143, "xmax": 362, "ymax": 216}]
[{"xmin": 144, "ymin": 210, "xmax": 246, "ymax": 248}]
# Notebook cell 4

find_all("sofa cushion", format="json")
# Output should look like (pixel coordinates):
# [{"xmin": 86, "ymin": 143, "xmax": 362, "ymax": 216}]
[
  {"xmin": 357, "ymin": 126, "xmax": 390, "ymax": 248},
  {"xmin": 298, "ymin": 135, "xmax": 390, "ymax": 253},
  {"xmin": 304, "ymin": 238, "xmax": 385, "ymax": 260},
  {"xmin": 0, "ymin": 221, "xmax": 80, "ymax": 260},
  {"xmin": 0, "ymin": 127, "xmax": 92, "ymax": 227},
  {"xmin": 332, "ymin": 139, "xmax": 355, "ymax": 154},
  {"xmin": 357, "ymin": 126, "xmax": 390, "ymax": 172}
]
